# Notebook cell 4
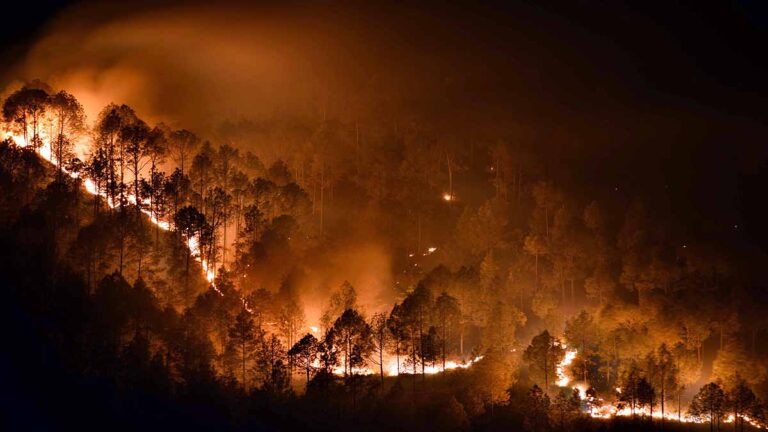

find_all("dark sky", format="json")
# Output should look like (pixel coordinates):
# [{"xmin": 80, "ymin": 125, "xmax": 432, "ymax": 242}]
[{"xmin": 2, "ymin": 0, "xmax": 767, "ymax": 253}]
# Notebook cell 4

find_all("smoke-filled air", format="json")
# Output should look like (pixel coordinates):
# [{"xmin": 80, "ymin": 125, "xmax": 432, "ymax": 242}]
[{"xmin": 1, "ymin": 1, "xmax": 767, "ymax": 432}]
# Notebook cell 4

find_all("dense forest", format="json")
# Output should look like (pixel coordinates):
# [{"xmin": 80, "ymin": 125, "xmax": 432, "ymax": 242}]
[
  {"xmin": 0, "ymin": 4, "xmax": 766, "ymax": 432},
  {"xmin": 1, "ymin": 76, "xmax": 767, "ymax": 432}
]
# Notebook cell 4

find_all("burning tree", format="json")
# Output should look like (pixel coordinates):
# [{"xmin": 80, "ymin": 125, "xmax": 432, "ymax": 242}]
[
  {"xmin": 524, "ymin": 330, "xmax": 565, "ymax": 391},
  {"xmin": 689, "ymin": 382, "xmax": 727, "ymax": 432},
  {"xmin": 48, "ymin": 90, "xmax": 85, "ymax": 180},
  {"xmin": 328, "ymin": 308, "xmax": 373, "ymax": 377},
  {"xmin": 2, "ymin": 83, "xmax": 50, "ymax": 150},
  {"xmin": 288, "ymin": 333, "xmax": 319, "ymax": 385},
  {"xmin": 726, "ymin": 378, "xmax": 759, "ymax": 432}
]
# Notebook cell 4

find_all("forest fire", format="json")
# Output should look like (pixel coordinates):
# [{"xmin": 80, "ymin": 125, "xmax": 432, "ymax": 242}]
[
  {"xmin": 5, "ymin": 130, "xmax": 220, "ymax": 286},
  {"xmin": 1, "ymin": 2, "xmax": 765, "ymax": 431},
  {"xmin": 386, "ymin": 356, "xmax": 484, "ymax": 377},
  {"xmin": 555, "ymin": 344, "xmax": 578, "ymax": 387},
  {"xmin": 323, "ymin": 355, "xmax": 484, "ymax": 378},
  {"xmin": 555, "ymin": 348, "xmax": 766, "ymax": 429}
]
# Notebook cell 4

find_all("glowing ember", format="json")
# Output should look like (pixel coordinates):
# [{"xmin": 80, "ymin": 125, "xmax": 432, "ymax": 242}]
[
  {"xmin": 381, "ymin": 355, "xmax": 483, "ymax": 377},
  {"xmin": 442, "ymin": 193, "xmax": 454, "ymax": 201}
]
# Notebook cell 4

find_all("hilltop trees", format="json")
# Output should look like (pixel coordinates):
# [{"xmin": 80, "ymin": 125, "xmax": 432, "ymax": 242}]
[
  {"xmin": 2, "ymin": 83, "xmax": 50, "ymax": 149},
  {"xmin": 49, "ymin": 90, "xmax": 85, "ymax": 179}
]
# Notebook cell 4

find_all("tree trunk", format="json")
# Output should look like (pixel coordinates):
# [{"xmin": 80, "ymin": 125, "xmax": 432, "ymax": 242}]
[
  {"xmin": 661, "ymin": 377, "xmax": 665, "ymax": 426},
  {"xmin": 442, "ymin": 320, "xmax": 447, "ymax": 371},
  {"xmin": 419, "ymin": 312, "xmax": 425, "ymax": 381},
  {"xmin": 379, "ymin": 343, "xmax": 384, "ymax": 390},
  {"xmin": 396, "ymin": 340, "xmax": 400, "ymax": 375}
]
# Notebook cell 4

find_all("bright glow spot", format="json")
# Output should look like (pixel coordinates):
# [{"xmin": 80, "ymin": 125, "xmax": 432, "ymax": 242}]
[
  {"xmin": 5, "ymin": 129, "xmax": 229, "ymax": 296},
  {"xmin": 383, "ymin": 356, "xmax": 483, "ymax": 377},
  {"xmin": 555, "ymin": 345, "xmax": 577, "ymax": 387}
]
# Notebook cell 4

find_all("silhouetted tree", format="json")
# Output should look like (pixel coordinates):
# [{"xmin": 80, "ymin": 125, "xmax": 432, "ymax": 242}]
[
  {"xmin": 727, "ymin": 378, "xmax": 758, "ymax": 432},
  {"xmin": 690, "ymin": 382, "xmax": 727, "ymax": 432},
  {"xmin": 524, "ymin": 384, "xmax": 551, "ymax": 432},
  {"xmin": 168, "ymin": 129, "xmax": 199, "ymax": 177},
  {"xmin": 49, "ymin": 90, "xmax": 85, "ymax": 180},
  {"xmin": 435, "ymin": 291, "xmax": 460, "ymax": 370},
  {"xmin": 524, "ymin": 330, "xmax": 565, "ymax": 391},
  {"xmin": 288, "ymin": 333, "xmax": 319, "ymax": 385},
  {"xmin": 2, "ymin": 84, "xmax": 49, "ymax": 149},
  {"xmin": 330, "ymin": 308, "xmax": 373, "ymax": 377},
  {"xmin": 369, "ymin": 312, "xmax": 388, "ymax": 388}
]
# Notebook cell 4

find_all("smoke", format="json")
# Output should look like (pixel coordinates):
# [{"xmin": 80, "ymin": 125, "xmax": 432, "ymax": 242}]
[
  {"xmin": 296, "ymin": 241, "xmax": 395, "ymax": 327},
  {"xmin": 8, "ymin": 2, "xmax": 329, "ymax": 128},
  {"xmin": 5, "ymin": 0, "xmax": 768, "ymax": 309},
  {"xmin": 5, "ymin": 1, "xmax": 605, "ymax": 134},
  {"xmin": 2, "ymin": 1, "xmax": 424, "ymax": 314}
]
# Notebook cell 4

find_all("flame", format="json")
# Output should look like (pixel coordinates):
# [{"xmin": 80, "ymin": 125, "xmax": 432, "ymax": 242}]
[
  {"xmin": 555, "ymin": 344, "xmax": 577, "ymax": 387},
  {"xmin": 318, "ymin": 355, "xmax": 484, "ymax": 378},
  {"xmin": 5, "ymin": 131, "xmax": 222, "ymax": 293},
  {"xmin": 7, "ymin": 129, "xmax": 763, "ymax": 429},
  {"xmin": 553, "ymin": 345, "xmax": 765, "ymax": 429},
  {"xmin": 383, "ymin": 355, "xmax": 483, "ymax": 377}
]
